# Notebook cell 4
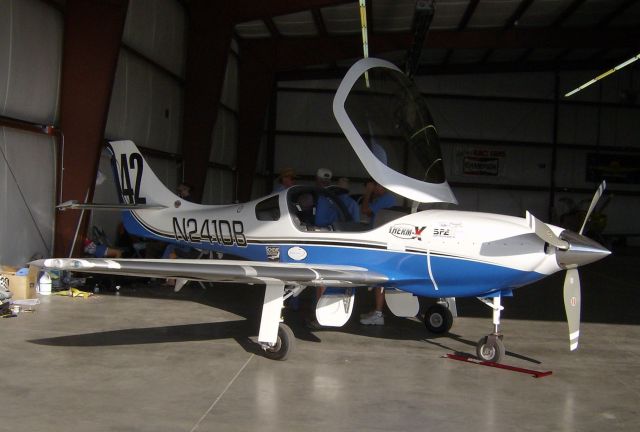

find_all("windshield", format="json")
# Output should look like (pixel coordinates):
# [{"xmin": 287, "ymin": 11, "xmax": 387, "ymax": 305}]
[
  {"xmin": 333, "ymin": 58, "xmax": 456, "ymax": 204},
  {"xmin": 344, "ymin": 68, "xmax": 445, "ymax": 184}
]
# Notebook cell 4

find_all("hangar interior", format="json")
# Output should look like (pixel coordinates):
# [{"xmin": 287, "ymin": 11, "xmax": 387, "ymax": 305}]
[
  {"xmin": 1, "ymin": 0, "xmax": 639, "ymax": 262},
  {"xmin": 1, "ymin": 0, "xmax": 639, "ymax": 431}
]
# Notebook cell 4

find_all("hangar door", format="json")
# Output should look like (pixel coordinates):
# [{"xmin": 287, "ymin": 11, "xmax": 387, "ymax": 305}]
[{"xmin": 0, "ymin": 129, "xmax": 56, "ymax": 266}]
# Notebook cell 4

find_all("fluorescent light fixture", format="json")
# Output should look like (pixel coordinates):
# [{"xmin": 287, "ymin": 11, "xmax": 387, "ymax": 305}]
[
  {"xmin": 565, "ymin": 52, "xmax": 640, "ymax": 97},
  {"xmin": 359, "ymin": 0, "xmax": 370, "ymax": 87},
  {"xmin": 359, "ymin": 0, "xmax": 368, "ymax": 59}
]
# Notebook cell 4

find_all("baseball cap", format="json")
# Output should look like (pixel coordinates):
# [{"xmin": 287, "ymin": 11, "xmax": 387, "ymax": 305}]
[{"xmin": 316, "ymin": 168, "xmax": 332, "ymax": 181}]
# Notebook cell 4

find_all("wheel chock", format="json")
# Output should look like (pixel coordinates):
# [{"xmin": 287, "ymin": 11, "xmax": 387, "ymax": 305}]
[{"xmin": 444, "ymin": 353, "xmax": 552, "ymax": 378}]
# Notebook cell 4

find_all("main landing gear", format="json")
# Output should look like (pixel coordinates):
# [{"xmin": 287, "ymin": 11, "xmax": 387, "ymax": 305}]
[
  {"xmin": 423, "ymin": 298, "xmax": 457, "ymax": 334},
  {"xmin": 424, "ymin": 303, "xmax": 453, "ymax": 334},
  {"xmin": 476, "ymin": 295, "xmax": 506, "ymax": 363},
  {"xmin": 257, "ymin": 281, "xmax": 297, "ymax": 361},
  {"xmin": 262, "ymin": 323, "xmax": 295, "ymax": 361}
]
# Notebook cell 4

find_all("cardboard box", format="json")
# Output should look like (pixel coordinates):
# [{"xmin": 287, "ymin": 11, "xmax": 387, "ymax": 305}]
[{"xmin": 2, "ymin": 273, "xmax": 37, "ymax": 300}]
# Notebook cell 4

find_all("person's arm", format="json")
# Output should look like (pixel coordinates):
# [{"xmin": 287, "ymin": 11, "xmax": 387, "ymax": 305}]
[{"xmin": 360, "ymin": 181, "xmax": 375, "ymax": 216}]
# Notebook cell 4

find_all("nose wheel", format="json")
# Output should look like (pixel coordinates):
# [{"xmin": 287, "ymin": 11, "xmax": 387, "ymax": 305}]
[
  {"xmin": 476, "ymin": 294, "xmax": 506, "ymax": 363},
  {"xmin": 476, "ymin": 334, "xmax": 505, "ymax": 363}
]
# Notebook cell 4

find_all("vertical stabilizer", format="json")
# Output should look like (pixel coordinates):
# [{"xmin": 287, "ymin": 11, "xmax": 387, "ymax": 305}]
[{"xmin": 107, "ymin": 140, "xmax": 185, "ymax": 208}]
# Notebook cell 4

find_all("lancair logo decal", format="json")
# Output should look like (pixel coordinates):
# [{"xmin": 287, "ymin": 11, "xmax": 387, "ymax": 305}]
[{"xmin": 389, "ymin": 224, "xmax": 426, "ymax": 241}]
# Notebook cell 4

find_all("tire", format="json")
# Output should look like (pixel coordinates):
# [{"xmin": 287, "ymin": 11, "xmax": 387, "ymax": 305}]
[
  {"xmin": 476, "ymin": 335, "xmax": 505, "ymax": 363},
  {"xmin": 424, "ymin": 304, "xmax": 453, "ymax": 334},
  {"xmin": 262, "ymin": 323, "xmax": 295, "ymax": 361}
]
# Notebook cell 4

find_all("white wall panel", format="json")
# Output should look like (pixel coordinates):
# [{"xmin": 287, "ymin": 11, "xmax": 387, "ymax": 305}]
[
  {"xmin": 148, "ymin": 72, "xmax": 183, "ymax": 153},
  {"xmin": 210, "ymin": 109, "xmax": 237, "ymax": 166},
  {"xmin": 202, "ymin": 169, "xmax": 234, "ymax": 205},
  {"xmin": 453, "ymin": 188, "xmax": 549, "ymax": 219},
  {"xmin": 599, "ymin": 107, "xmax": 640, "ymax": 147},
  {"xmin": 0, "ymin": 0, "xmax": 11, "ymax": 113},
  {"xmin": 124, "ymin": 54, "xmax": 153, "ymax": 146},
  {"xmin": 557, "ymin": 104, "xmax": 599, "ymax": 146},
  {"xmin": 220, "ymin": 55, "xmax": 238, "ymax": 111},
  {"xmin": 106, "ymin": 51, "xmax": 183, "ymax": 152},
  {"xmin": 123, "ymin": 0, "xmax": 186, "ymax": 78},
  {"xmin": 274, "ymin": 135, "xmax": 366, "ymax": 179},
  {"xmin": 147, "ymin": 156, "xmax": 178, "ymax": 195},
  {"xmin": 417, "ymin": 72, "xmax": 554, "ymax": 100},
  {"xmin": 279, "ymin": 80, "xmax": 341, "ymax": 90},
  {"xmin": 276, "ymin": 91, "xmax": 341, "ymax": 133},
  {"xmin": 105, "ymin": 54, "xmax": 128, "ymax": 140},
  {"xmin": 428, "ymin": 99, "xmax": 554, "ymax": 143},
  {"xmin": 0, "ymin": 128, "xmax": 55, "ymax": 265},
  {"xmin": 0, "ymin": 0, "xmax": 62, "ymax": 124}
]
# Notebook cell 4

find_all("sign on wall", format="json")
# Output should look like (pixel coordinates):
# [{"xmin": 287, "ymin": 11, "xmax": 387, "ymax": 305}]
[
  {"xmin": 586, "ymin": 153, "xmax": 640, "ymax": 185},
  {"xmin": 457, "ymin": 149, "xmax": 506, "ymax": 176}
]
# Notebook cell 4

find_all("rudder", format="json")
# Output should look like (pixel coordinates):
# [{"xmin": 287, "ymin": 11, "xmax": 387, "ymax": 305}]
[{"xmin": 107, "ymin": 140, "xmax": 182, "ymax": 208}]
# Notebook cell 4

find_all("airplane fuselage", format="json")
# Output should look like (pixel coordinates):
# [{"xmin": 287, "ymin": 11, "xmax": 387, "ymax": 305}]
[{"xmin": 122, "ymin": 191, "xmax": 562, "ymax": 299}]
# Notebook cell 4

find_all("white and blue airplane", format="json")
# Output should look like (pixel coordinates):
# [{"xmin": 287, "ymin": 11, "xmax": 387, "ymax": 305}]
[{"xmin": 37, "ymin": 58, "xmax": 610, "ymax": 362}]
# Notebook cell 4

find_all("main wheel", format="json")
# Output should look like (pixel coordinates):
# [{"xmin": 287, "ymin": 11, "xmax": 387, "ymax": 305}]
[
  {"xmin": 424, "ymin": 304, "xmax": 453, "ymax": 334},
  {"xmin": 262, "ymin": 323, "xmax": 295, "ymax": 361},
  {"xmin": 476, "ymin": 335, "xmax": 505, "ymax": 363}
]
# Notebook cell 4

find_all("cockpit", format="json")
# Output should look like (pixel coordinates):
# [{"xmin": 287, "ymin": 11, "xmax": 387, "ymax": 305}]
[{"xmin": 286, "ymin": 186, "xmax": 370, "ymax": 232}]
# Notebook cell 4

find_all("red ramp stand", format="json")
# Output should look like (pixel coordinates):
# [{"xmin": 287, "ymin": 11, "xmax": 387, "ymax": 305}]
[{"xmin": 445, "ymin": 354, "xmax": 552, "ymax": 378}]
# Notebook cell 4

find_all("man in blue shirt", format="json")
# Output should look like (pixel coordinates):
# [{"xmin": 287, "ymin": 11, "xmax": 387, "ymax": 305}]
[
  {"xmin": 360, "ymin": 181, "xmax": 396, "ymax": 226},
  {"xmin": 360, "ymin": 180, "xmax": 397, "ymax": 325}
]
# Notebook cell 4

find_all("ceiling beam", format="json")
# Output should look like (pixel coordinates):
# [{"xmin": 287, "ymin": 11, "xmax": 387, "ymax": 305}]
[
  {"xmin": 442, "ymin": 0, "xmax": 479, "ymax": 67},
  {"xmin": 312, "ymin": 8, "xmax": 328, "ymax": 37},
  {"xmin": 550, "ymin": 0, "xmax": 587, "ymax": 27},
  {"xmin": 264, "ymin": 17, "xmax": 282, "ymax": 38},
  {"xmin": 504, "ymin": 0, "xmax": 535, "ymax": 29},
  {"xmin": 276, "ymin": 56, "xmax": 637, "ymax": 81},
  {"xmin": 263, "ymin": 27, "xmax": 639, "ymax": 70},
  {"xmin": 596, "ymin": 0, "xmax": 637, "ymax": 28},
  {"xmin": 232, "ymin": 0, "xmax": 356, "ymax": 23}
]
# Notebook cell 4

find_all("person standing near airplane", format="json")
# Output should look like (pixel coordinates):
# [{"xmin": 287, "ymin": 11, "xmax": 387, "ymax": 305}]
[
  {"xmin": 360, "ymin": 180, "xmax": 397, "ymax": 325},
  {"xmin": 273, "ymin": 167, "xmax": 297, "ymax": 193}
]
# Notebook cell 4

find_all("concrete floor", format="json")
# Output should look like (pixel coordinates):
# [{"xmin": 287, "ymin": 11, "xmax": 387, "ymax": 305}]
[{"xmin": 1, "ymin": 253, "xmax": 639, "ymax": 432}]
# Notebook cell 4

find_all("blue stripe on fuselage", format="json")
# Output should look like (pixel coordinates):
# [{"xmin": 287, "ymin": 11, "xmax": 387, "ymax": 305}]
[{"xmin": 122, "ymin": 211, "xmax": 545, "ymax": 298}]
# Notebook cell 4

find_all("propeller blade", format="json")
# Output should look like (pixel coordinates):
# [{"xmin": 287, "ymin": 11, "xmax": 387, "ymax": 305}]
[
  {"xmin": 563, "ymin": 268, "xmax": 581, "ymax": 351},
  {"xmin": 579, "ymin": 180, "xmax": 607, "ymax": 235},
  {"xmin": 526, "ymin": 211, "xmax": 569, "ymax": 250}
]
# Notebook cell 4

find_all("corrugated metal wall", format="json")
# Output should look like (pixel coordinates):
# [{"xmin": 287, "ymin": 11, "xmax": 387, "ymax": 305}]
[{"xmin": 0, "ymin": 0, "xmax": 60, "ymax": 265}]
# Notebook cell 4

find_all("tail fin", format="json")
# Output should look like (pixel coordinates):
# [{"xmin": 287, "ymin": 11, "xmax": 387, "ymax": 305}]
[{"xmin": 107, "ymin": 140, "xmax": 183, "ymax": 208}]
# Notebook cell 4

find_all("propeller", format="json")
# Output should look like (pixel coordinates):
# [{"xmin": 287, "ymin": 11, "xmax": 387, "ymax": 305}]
[{"xmin": 528, "ymin": 181, "xmax": 609, "ymax": 351}]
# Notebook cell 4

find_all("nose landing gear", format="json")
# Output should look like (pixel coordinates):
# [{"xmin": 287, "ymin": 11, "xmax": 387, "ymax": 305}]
[{"xmin": 476, "ymin": 295, "xmax": 505, "ymax": 363}]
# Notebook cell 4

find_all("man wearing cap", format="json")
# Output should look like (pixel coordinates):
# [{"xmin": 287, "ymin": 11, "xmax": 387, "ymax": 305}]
[
  {"xmin": 314, "ymin": 167, "xmax": 336, "ymax": 227},
  {"xmin": 273, "ymin": 167, "xmax": 297, "ymax": 193}
]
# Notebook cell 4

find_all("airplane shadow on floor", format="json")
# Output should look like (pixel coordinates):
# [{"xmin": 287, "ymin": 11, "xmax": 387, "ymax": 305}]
[{"xmin": 29, "ymin": 281, "xmax": 544, "ymax": 364}]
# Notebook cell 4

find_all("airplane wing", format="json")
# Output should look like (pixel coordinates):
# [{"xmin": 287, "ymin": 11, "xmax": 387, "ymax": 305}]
[{"xmin": 31, "ymin": 258, "xmax": 388, "ymax": 287}]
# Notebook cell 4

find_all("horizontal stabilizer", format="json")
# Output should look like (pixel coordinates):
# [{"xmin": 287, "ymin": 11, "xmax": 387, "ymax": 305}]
[{"xmin": 57, "ymin": 200, "xmax": 167, "ymax": 211}]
